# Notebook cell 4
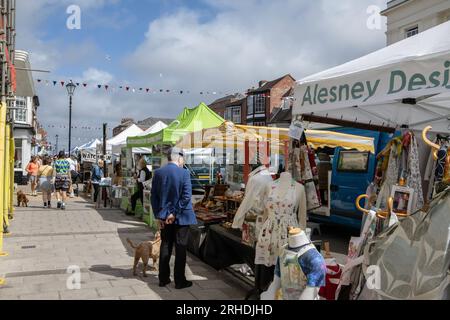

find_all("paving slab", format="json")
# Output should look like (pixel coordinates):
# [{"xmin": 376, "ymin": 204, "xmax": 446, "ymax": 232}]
[{"xmin": 0, "ymin": 188, "xmax": 249, "ymax": 300}]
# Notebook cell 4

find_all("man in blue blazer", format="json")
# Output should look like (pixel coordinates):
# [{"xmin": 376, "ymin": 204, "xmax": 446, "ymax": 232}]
[{"xmin": 151, "ymin": 147, "xmax": 197, "ymax": 289}]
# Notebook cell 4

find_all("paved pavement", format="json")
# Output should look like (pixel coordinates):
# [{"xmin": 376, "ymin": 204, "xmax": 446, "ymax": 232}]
[{"xmin": 0, "ymin": 188, "xmax": 249, "ymax": 300}]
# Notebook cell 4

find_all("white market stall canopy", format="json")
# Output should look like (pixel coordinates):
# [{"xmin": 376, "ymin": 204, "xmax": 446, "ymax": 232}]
[
  {"xmin": 107, "ymin": 124, "xmax": 144, "ymax": 152},
  {"xmin": 136, "ymin": 121, "xmax": 168, "ymax": 137},
  {"xmin": 73, "ymin": 139, "xmax": 102, "ymax": 152},
  {"xmin": 293, "ymin": 20, "xmax": 450, "ymax": 134},
  {"xmin": 130, "ymin": 121, "xmax": 168, "ymax": 154}
]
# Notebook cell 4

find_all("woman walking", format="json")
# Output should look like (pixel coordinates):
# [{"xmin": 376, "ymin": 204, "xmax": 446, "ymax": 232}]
[
  {"xmin": 37, "ymin": 157, "xmax": 54, "ymax": 208},
  {"xmin": 53, "ymin": 151, "xmax": 71, "ymax": 210},
  {"xmin": 26, "ymin": 156, "xmax": 40, "ymax": 196}
]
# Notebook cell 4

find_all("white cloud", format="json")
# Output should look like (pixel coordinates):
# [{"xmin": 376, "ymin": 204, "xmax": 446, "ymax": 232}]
[
  {"xmin": 127, "ymin": 0, "xmax": 387, "ymax": 91},
  {"xmin": 16, "ymin": 0, "xmax": 389, "ymax": 150}
]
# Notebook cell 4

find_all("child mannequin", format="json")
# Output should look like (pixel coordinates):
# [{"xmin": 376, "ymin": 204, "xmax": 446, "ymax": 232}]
[{"xmin": 261, "ymin": 227, "xmax": 326, "ymax": 300}]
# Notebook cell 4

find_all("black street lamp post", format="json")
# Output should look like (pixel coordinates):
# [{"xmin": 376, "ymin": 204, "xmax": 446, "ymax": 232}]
[{"xmin": 66, "ymin": 81, "xmax": 76, "ymax": 154}]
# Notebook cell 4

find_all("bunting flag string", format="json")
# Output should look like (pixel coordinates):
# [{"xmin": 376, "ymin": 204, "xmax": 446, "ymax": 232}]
[
  {"xmin": 34, "ymin": 78, "xmax": 253, "ymax": 98},
  {"xmin": 45, "ymin": 124, "xmax": 114, "ymax": 131}
]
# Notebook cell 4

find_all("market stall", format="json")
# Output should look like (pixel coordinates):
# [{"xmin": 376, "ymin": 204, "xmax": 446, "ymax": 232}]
[
  {"xmin": 106, "ymin": 124, "xmax": 143, "ymax": 154},
  {"xmin": 176, "ymin": 121, "xmax": 376, "ymax": 299},
  {"xmin": 74, "ymin": 138, "xmax": 102, "ymax": 183},
  {"xmin": 289, "ymin": 20, "xmax": 450, "ymax": 300},
  {"xmin": 109, "ymin": 122, "xmax": 167, "ymax": 211},
  {"xmin": 123, "ymin": 103, "xmax": 225, "ymax": 227}
]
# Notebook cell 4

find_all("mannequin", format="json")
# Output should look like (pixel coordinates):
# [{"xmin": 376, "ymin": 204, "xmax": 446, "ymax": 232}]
[
  {"xmin": 260, "ymin": 227, "xmax": 326, "ymax": 300},
  {"xmin": 255, "ymin": 172, "xmax": 307, "ymax": 267},
  {"xmin": 262, "ymin": 171, "xmax": 307, "ymax": 229},
  {"xmin": 273, "ymin": 172, "xmax": 293, "ymax": 199},
  {"xmin": 232, "ymin": 165, "xmax": 273, "ymax": 230}
]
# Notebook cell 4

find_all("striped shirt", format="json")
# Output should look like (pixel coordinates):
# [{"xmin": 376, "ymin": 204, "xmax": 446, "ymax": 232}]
[{"xmin": 54, "ymin": 159, "xmax": 70, "ymax": 175}]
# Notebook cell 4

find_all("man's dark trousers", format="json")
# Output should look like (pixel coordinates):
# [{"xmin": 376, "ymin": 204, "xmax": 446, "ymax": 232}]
[{"xmin": 159, "ymin": 224, "xmax": 190, "ymax": 285}]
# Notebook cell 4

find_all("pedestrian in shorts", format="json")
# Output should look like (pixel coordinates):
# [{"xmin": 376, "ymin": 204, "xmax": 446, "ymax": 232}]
[{"xmin": 53, "ymin": 151, "xmax": 71, "ymax": 210}]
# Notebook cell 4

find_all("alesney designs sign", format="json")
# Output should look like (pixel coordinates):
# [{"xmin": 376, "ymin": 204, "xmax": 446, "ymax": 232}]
[{"xmin": 293, "ymin": 58, "xmax": 450, "ymax": 113}]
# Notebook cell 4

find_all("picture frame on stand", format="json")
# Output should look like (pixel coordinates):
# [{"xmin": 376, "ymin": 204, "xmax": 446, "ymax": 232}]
[{"xmin": 390, "ymin": 185, "xmax": 415, "ymax": 215}]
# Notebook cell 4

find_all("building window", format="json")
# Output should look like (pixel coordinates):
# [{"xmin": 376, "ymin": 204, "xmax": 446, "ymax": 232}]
[
  {"xmin": 14, "ymin": 97, "xmax": 27, "ymax": 123},
  {"xmin": 405, "ymin": 26, "xmax": 418, "ymax": 38},
  {"xmin": 14, "ymin": 139, "xmax": 23, "ymax": 169},
  {"xmin": 247, "ymin": 94, "xmax": 266, "ymax": 115},
  {"xmin": 253, "ymin": 121, "xmax": 266, "ymax": 127},
  {"xmin": 224, "ymin": 109, "xmax": 231, "ymax": 121},
  {"xmin": 247, "ymin": 95, "xmax": 254, "ymax": 115},
  {"xmin": 224, "ymin": 106, "xmax": 241, "ymax": 124},
  {"xmin": 282, "ymin": 98, "xmax": 291, "ymax": 110},
  {"xmin": 255, "ymin": 94, "xmax": 266, "ymax": 114}
]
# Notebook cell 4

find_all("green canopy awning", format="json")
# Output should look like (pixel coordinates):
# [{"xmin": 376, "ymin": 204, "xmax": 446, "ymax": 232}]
[{"xmin": 127, "ymin": 102, "xmax": 225, "ymax": 148}]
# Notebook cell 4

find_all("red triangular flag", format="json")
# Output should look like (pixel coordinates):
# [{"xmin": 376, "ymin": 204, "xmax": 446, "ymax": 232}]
[
  {"xmin": 83, "ymin": 83, "xmax": 87, "ymax": 87},
  {"xmin": 126, "ymin": 87, "xmax": 130, "ymax": 91},
  {"xmin": 61, "ymin": 81, "xmax": 65, "ymax": 86},
  {"xmin": 146, "ymin": 88, "xmax": 150, "ymax": 93},
  {"xmin": 105, "ymin": 85, "xmax": 109, "ymax": 90}
]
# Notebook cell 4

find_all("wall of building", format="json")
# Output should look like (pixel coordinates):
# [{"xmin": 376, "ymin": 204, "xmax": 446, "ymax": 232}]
[
  {"xmin": 268, "ymin": 77, "xmax": 296, "ymax": 115},
  {"xmin": 13, "ymin": 129, "xmax": 32, "ymax": 176},
  {"xmin": 384, "ymin": 0, "xmax": 450, "ymax": 45}
]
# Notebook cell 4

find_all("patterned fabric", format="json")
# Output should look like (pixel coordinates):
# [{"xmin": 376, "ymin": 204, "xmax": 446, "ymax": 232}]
[
  {"xmin": 289, "ymin": 147, "xmax": 302, "ymax": 182},
  {"xmin": 319, "ymin": 262, "xmax": 342, "ymax": 300},
  {"xmin": 255, "ymin": 180, "xmax": 306, "ymax": 267},
  {"xmin": 336, "ymin": 210, "xmax": 378, "ymax": 300},
  {"xmin": 275, "ymin": 244, "xmax": 326, "ymax": 300},
  {"xmin": 54, "ymin": 159, "xmax": 70, "ymax": 175},
  {"xmin": 406, "ymin": 136, "xmax": 424, "ymax": 211},
  {"xmin": 361, "ymin": 189, "xmax": 450, "ymax": 300},
  {"xmin": 444, "ymin": 149, "xmax": 450, "ymax": 184},
  {"xmin": 376, "ymin": 144, "xmax": 399, "ymax": 209},
  {"xmin": 54, "ymin": 175, "xmax": 70, "ymax": 191},
  {"xmin": 288, "ymin": 144, "xmax": 321, "ymax": 210},
  {"xmin": 306, "ymin": 147, "xmax": 322, "ymax": 209},
  {"xmin": 435, "ymin": 146, "xmax": 447, "ymax": 182}
]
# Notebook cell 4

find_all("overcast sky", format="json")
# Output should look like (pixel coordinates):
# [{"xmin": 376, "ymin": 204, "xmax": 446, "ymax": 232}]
[{"xmin": 16, "ymin": 0, "xmax": 387, "ymax": 150}]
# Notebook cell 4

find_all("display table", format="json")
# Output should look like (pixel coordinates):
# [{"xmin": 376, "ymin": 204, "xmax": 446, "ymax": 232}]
[
  {"xmin": 203, "ymin": 225, "xmax": 254, "ymax": 270},
  {"xmin": 95, "ymin": 185, "xmax": 113, "ymax": 208},
  {"xmin": 202, "ymin": 224, "xmax": 275, "ymax": 300}
]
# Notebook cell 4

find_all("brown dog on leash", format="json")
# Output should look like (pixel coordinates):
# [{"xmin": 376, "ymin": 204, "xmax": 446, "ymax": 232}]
[
  {"xmin": 17, "ymin": 190, "xmax": 29, "ymax": 207},
  {"xmin": 127, "ymin": 231, "xmax": 162, "ymax": 277}
]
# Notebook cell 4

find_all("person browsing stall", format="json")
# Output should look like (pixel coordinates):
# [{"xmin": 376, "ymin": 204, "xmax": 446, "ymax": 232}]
[
  {"xmin": 128, "ymin": 158, "xmax": 152, "ymax": 216},
  {"xmin": 91, "ymin": 160, "xmax": 104, "ymax": 206},
  {"xmin": 151, "ymin": 147, "xmax": 197, "ymax": 289}
]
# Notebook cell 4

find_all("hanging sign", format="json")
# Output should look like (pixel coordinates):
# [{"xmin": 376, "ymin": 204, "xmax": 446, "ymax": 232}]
[
  {"xmin": 81, "ymin": 151, "xmax": 112, "ymax": 163},
  {"xmin": 289, "ymin": 122, "xmax": 304, "ymax": 140},
  {"xmin": 294, "ymin": 57, "xmax": 450, "ymax": 115}
]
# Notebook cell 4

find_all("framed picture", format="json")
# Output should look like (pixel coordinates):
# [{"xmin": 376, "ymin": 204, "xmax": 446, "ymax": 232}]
[
  {"xmin": 390, "ymin": 185, "xmax": 414, "ymax": 215},
  {"xmin": 337, "ymin": 150, "xmax": 370, "ymax": 173}
]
